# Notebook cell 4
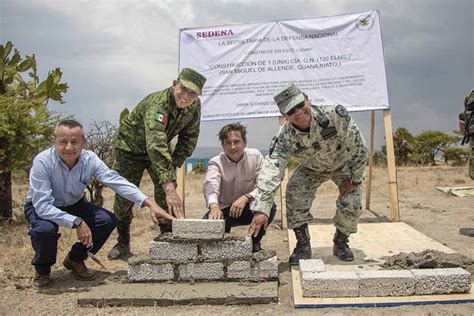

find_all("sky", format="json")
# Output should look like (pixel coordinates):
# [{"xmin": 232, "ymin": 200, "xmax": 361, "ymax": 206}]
[{"xmin": 1, "ymin": 0, "xmax": 473, "ymax": 154}]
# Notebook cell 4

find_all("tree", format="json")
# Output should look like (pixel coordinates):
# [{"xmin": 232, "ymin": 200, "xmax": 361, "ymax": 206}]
[
  {"xmin": 0, "ymin": 41, "xmax": 68, "ymax": 219},
  {"xmin": 412, "ymin": 131, "xmax": 458, "ymax": 166},
  {"xmin": 393, "ymin": 127, "xmax": 414, "ymax": 166},
  {"xmin": 84, "ymin": 120, "xmax": 117, "ymax": 207},
  {"xmin": 442, "ymin": 147, "xmax": 471, "ymax": 166}
]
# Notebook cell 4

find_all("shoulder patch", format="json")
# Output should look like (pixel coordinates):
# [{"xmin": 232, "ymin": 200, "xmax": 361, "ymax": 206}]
[
  {"xmin": 155, "ymin": 112, "xmax": 167, "ymax": 125},
  {"xmin": 335, "ymin": 104, "xmax": 348, "ymax": 117}
]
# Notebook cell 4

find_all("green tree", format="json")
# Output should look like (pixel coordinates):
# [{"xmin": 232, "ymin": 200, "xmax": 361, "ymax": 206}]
[
  {"xmin": 442, "ymin": 147, "xmax": 471, "ymax": 166},
  {"xmin": 412, "ymin": 130, "xmax": 458, "ymax": 166},
  {"xmin": 393, "ymin": 127, "xmax": 414, "ymax": 166},
  {"xmin": 0, "ymin": 41, "xmax": 68, "ymax": 219}
]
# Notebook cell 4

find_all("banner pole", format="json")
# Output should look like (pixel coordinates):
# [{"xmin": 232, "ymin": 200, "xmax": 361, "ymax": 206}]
[
  {"xmin": 383, "ymin": 109, "xmax": 400, "ymax": 221},
  {"xmin": 365, "ymin": 111, "xmax": 375, "ymax": 210}
]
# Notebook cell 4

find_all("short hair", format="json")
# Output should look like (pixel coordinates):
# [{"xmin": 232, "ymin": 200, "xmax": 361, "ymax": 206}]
[
  {"xmin": 218, "ymin": 122, "xmax": 247, "ymax": 145},
  {"xmin": 54, "ymin": 119, "xmax": 85, "ymax": 138}
]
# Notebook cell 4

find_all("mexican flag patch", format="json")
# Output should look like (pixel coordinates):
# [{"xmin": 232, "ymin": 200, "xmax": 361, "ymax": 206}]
[{"xmin": 155, "ymin": 112, "xmax": 167, "ymax": 124}]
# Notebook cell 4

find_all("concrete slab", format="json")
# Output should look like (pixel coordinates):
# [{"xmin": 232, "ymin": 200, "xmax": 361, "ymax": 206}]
[
  {"xmin": 78, "ymin": 281, "xmax": 279, "ymax": 307},
  {"xmin": 149, "ymin": 240, "xmax": 197, "ymax": 261},
  {"xmin": 201, "ymin": 236, "xmax": 252, "ymax": 260},
  {"xmin": 178, "ymin": 262, "xmax": 224, "ymax": 281}
]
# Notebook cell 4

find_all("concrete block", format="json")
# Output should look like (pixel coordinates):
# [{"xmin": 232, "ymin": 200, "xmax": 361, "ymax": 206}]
[
  {"xmin": 173, "ymin": 219, "xmax": 225, "ymax": 240},
  {"xmin": 301, "ymin": 271, "xmax": 359, "ymax": 297},
  {"xmin": 227, "ymin": 256, "xmax": 278, "ymax": 280},
  {"xmin": 201, "ymin": 237, "xmax": 252, "ymax": 261},
  {"xmin": 299, "ymin": 259, "xmax": 325, "ymax": 280},
  {"xmin": 178, "ymin": 262, "xmax": 224, "ymax": 281},
  {"xmin": 149, "ymin": 240, "xmax": 197, "ymax": 261},
  {"xmin": 358, "ymin": 270, "xmax": 415, "ymax": 297},
  {"xmin": 128, "ymin": 263, "xmax": 174, "ymax": 282},
  {"xmin": 411, "ymin": 268, "xmax": 471, "ymax": 294}
]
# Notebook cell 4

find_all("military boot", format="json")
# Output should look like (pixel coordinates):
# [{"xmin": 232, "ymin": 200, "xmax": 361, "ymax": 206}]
[
  {"xmin": 333, "ymin": 229, "xmax": 354, "ymax": 261},
  {"xmin": 107, "ymin": 222, "xmax": 131, "ymax": 260},
  {"xmin": 289, "ymin": 224, "xmax": 312, "ymax": 266}
]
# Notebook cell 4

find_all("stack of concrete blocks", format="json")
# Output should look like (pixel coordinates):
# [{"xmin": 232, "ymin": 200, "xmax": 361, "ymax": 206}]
[
  {"xmin": 299, "ymin": 259, "xmax": 471, "ymax": 298},
  {"xmin": 128, "ymin": 219, "xmax": 278, "ymax": 283}
]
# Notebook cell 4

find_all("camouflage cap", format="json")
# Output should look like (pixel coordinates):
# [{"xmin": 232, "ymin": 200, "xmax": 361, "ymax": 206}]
[
  {"xmin": 178, "ymin": 68, "xmax": 207, "ymax": 94},
  {"xmin": 465, "ymin": 89, "xmax": 474, "ymax": 107},
  {"xmin": 273, "ymin": 84, "xmax": 305, "ymax": 114}
]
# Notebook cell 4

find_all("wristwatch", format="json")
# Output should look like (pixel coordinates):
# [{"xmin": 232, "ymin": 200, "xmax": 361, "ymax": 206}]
[{"xmin": 72, "ymin": 217, "xmax": 83, "ymax": 228}]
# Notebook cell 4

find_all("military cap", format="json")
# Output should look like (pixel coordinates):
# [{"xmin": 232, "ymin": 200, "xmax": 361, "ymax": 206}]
[
  {"xmin": 273, "ymin": 84, "xmax": 305, "ymax": 114},
  {"xmin": 178, "ymin": 68, "xmax": 207, "ymax": 94}
]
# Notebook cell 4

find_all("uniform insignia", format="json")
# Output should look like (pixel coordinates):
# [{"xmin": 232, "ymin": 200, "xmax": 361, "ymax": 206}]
[
  {"xmin": 155, "ymin": 112, "xmax": 167, "ymax": 124},
  {"xmin": 335, "ymin": 104, "xmax": 348, "ymax": 117}
]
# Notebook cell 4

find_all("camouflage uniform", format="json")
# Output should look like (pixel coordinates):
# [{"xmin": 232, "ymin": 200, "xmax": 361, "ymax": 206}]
[
  {"xmin": 251, "ymin": 103, "xmax": 368, "ymax": 235},
  {"xmin": 113, "ymin": 85, "xmax": 201, "ymax": 231},
  {"xmin": 463, "ymin": 90, "xmax": 474, "ymax": 179}
]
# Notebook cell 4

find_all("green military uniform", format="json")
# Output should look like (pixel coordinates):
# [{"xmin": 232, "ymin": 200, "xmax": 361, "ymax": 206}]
[
  {"xmin": 251, "ymin": 103, "xmax": 368, "ymax": 234},
  {"xmin": 112, "ymin": 68, "xmax": 206, "ymax": 238},
  {"xmin": 464, "ymin": 90, "xmax": 474, "ymax": 179}
]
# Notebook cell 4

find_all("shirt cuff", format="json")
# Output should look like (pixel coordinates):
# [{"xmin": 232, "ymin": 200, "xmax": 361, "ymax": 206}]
[
  {"xmin": 249, "ymin": 199, "xmax": 273, "ymax": 218},
  {"xmin": 207, "ymin": 194, "xmax": 219, "ymax": 208},
  {"xmin": 159, "ymin": 170, "xmax": 176, "ymax": 184},
  {"xmin": 64, "ymin": 213, "xmax": 78, "ymax": 229}
]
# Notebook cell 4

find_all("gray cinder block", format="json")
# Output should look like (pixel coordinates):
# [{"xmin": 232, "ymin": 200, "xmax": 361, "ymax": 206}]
[
  {"xmin": 178, "ymin": 262, "xmax": 224, "ymax": 281},
  {"xmin": 201, "ymin": 237, "xmax": 252, "ymax": 260},
  {"xmin": 227, "ymin": 256, "xmax": 278, "ymax": 280},
  {"xmin": 128, "ymin": 263, "xmax": 174, "ymax": 282},
  {"xmin": 411, "ymin": 268, "xmax": 471, "ymax": 295},
  {"xmin": 299, "ymin": 259, "xmax": 325, "ymax": 280},
  {"xmin": 149, "ymin": 240, "xmax": 198, "ymax": 261},
  {"xmin": 301, "ymin": 271, "xmax": 359, "ymax": 297},
  {"xmin": 172, "ymin": 219, "xmax": 225, "ymax": 240},
  {"xmin": 358, "ymin": 270, "xmax": 415, "ymax": 297}
]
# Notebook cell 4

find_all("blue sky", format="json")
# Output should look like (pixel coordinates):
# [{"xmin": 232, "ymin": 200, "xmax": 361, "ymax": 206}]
[{"xmin": 1, "ymin": 0, "xmax": 473, "ymax": 153}]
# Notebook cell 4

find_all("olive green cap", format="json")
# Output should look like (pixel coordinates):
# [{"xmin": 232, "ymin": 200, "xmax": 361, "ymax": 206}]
[
  {"xmin": 273, "ymin": 84, "xmax": 305, "ymax": 114},
  {"xmin": 178, "ymin": 68, "xmax": 207, "ymax": 94}
]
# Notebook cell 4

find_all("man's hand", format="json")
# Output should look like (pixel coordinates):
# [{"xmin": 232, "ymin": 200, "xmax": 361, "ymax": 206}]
[
  {"xmin": 143, "ymin": 198, "xmax": 175, "ymax": 223},
  {"xmin": 338, "ymin": 178, "xmax": 359, "ymax": 197},
  {"xmin": 209, "ymin": 204, "xmax": 223, "ymax": 220},
  {"xmin": 460, "ymin": 119, "xmax": 466, "ymax": 133},
  {"xmin": 248, "ymin": 212, "xmax": 268, "ymax": 238},
  {"xmin": 229, "ymin": 195, "xmax": 249, "ymax": 218},
  {"xmin": 163, "ymin": 182, "xmax": 184, "ymax": 219},
  {"xmin": 76, "ymin": 221, "xmax": 93, "ymax": 248}
]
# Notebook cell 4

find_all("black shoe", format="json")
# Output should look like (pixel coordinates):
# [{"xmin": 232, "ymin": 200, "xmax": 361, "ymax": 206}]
[
  {"xmin": 289, "ymin": 223, "xmax": 312, "ymax": 266},
  {"xmin": 333, "ymin": 229, "xmax": 354, "ymax": 261}
]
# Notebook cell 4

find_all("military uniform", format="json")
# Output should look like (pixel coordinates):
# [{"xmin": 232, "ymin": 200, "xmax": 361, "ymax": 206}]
[
  {"xmin": 463, "ymin": 90, "xmax": 474, "ymax": 179},
  {"xmin": 113, "ymin": 86, "xmax": 200, "ymax": 219},
  {"xmin": 109, "ymin": 68, "xmax": 206, "ymax": 258},
  {"xmin": 251, "ymin": 103, "xmax": 368, "ymax": 234}
]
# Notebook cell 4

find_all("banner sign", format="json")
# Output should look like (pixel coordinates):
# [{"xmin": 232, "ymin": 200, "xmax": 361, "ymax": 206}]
[{"xmin": 179, "ymin": 10, "xmax": 389, "ymax": 121}]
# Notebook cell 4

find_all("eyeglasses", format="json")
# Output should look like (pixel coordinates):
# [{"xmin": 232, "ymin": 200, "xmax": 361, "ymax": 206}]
[{"xmin": 286, "ymin": 101, "xmax": 305, "ymax": 116}]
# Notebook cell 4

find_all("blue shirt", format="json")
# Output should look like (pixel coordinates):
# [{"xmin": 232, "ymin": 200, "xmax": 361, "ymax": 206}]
[{"xmin": 26, "ymin": 147, "xmax": 147, "ymax": 228}]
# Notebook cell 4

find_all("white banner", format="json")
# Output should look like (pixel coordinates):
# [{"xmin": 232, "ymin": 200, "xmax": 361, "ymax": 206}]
[{"xmin": 179, "ymin": 10, "xmax": 389, "ymax": 121}]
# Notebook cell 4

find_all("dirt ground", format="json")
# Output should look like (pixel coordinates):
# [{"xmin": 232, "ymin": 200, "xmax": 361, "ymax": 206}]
[{"xmin": 1, "ymin": 165, "xmax": 473, "ymax": 315}]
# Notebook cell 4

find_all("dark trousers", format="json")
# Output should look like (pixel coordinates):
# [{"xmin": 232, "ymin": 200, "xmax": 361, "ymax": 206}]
[
  {"xmin": 202, "ymin": 203, "xmax": 277, "ymax": 242},
  {"xmin": 24, "ymin": 198, "xmax": 117, "ymax": 275}
]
